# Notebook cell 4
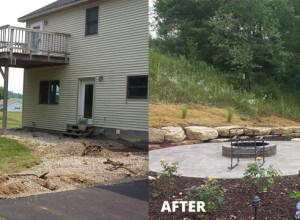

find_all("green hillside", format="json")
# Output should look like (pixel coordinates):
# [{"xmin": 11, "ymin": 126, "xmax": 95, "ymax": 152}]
[{"xmin": 150, "ymin": 49, "xmax": 300, "ymax": 121}]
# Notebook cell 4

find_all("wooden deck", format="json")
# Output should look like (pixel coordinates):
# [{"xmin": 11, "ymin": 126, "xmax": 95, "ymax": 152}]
[{"xmin": 0, "ymin": 25, "xmax": 70, "ymax": 68}]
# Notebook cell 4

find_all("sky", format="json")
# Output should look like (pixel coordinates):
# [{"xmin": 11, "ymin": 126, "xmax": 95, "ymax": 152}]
[
  {"xmin": 0, "ymin": 0, "xmax": 55, "ymax": 94},
  {"xmin": 1, "ymin": 0, "xmax": 156, "ymax": 94}
]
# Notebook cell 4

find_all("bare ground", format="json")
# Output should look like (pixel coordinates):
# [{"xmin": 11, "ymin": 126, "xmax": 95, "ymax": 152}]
[
  {"xmin": 0, "ymin": 130, "xmax": 148, "ymax": 199},
  {"xmin": 150, "ymin": 103, "xmax": 300, "ymax": 128}
]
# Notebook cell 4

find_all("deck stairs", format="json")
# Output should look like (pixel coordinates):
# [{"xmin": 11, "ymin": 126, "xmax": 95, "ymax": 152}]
[{"xmin": 63, "ymin": 124, "xmax": 94, "ymax": 138}]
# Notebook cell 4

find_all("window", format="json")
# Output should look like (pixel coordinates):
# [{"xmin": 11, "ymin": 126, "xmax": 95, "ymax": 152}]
[
  {"xmin": 86, "ymin": 6, "xmax": 99, "ymax": 36},
  {"xmin": 39, "ymin": 80, "xmax": 60, "ymax": 104},
  {"xmin": 127, "ymin": 75, "xmax": 148, "ymax": 99}
]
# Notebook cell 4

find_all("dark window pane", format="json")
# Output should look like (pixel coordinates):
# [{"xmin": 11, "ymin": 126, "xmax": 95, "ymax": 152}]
[
  {"xmin": 39, "ymin": 81, "xmax": 49, "ymax": 104},
  {"xmin": 87, "ymin": 23, "xmax": 98, "ymax": 35},
  {"xmin": 86, "ymin": 6, "xmax": 99, "ymax": 35},
  {"xmin": 84, "ymin": 84, "xmax": 94, "ymax": 118},
  {"xmin": 127, "ymin": 76, "xmax": 148, "ymax": 99},
  {"xmin": 49, "ymin": 81, "xmax": 60, "ymax": 104},
  {"xmin": 87, "ymin": 7, "xmax": 98, "ymax": 22}
]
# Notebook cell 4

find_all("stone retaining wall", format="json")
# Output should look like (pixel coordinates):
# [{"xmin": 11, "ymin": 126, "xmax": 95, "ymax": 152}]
[{"xmin": 149, "ymin": 126, "xmax": 300, "ymax": 144}]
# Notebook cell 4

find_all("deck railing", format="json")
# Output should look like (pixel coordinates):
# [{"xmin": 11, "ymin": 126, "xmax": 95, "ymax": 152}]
[{"xmin": 0, "ymin": 25, "xmax": 70, "ymax": 58}]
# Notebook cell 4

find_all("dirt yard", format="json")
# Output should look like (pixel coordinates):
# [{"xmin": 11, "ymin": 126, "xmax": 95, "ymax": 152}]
[
  {"xmin": 150, "ymin": 103, "xmax": 300, "ymax": 128},
  {"xmin": 0, "ymin": 130, "xmax": 148, "ymax": 199}
]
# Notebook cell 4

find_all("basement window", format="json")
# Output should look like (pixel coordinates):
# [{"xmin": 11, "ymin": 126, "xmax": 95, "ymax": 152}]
[
  {"xmin": 127, "ymin": 75, "xmax": 148, "ymax": 99},
  {"xmin": 39, "ymin": 80, "xmax": 60, "ymax": 104},
  {"xmin": 86, "ymin": 6, "xmax": 99, "ymax": 36}
]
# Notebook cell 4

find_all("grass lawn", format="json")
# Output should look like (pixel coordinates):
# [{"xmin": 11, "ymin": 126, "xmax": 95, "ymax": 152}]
[
  {"xmin": 0, "ymin": 137, "xmax": 41, "ymax": 174},
  {"xmin": 0, "ymin": 112, "xmax": 22, "ymax": 129}
]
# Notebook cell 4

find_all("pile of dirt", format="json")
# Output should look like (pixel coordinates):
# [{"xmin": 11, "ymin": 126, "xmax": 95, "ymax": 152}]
[
  {"xmin": 150, "ymin": 103, "xmax": 300, "ymax": 128},
  {"xmin": 0, "ymin": 130, "xmax": 148, "ymax": 199}
]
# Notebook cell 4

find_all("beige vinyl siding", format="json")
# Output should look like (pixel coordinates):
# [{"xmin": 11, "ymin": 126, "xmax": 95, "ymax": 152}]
[{"xmin": 23, "ymin": 0, "xmax": 148, "ymax": 132}]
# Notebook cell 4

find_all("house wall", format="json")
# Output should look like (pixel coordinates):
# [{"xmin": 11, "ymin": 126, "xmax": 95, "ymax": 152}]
[
  {"xmin": 23, "ymin": 0, "xmax": 148, "ymax": 140},
  {"xmin": 8, "ymin": 102, "xmax": 23, "ymax": 112}
]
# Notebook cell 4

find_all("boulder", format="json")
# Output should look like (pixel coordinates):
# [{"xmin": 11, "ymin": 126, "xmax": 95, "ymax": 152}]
[
  {"xmin": 244, "ymin": 127, "xmax": 272, "ymax": 136},
  {"xmin": 185, "ymin": 126, "xmax": 218, "ymax": 141},
  {"xmin": 291, "ymin": 133, "xmax": 300, "ymax": 138},
  {"xmin": 271, "ymin": 127, "xmax": 293, "ymax": 135},
  {"xmin": 149, "ymin": 128, "xmax": 165, "ymax": 143},
  {"xmin": 161, "ymin": 126, "xmax": 186, "ymax": 143},
  {"xmin": 214, "ymin": 126, "xmax": 243, "ymax": 137},
  {"xmin": 291, "ymin": 138, "xmax": 300, "ymax": 142},
  {"xmin": 292, "ymin": 127, "xmax": 300, "ymax": 133}
]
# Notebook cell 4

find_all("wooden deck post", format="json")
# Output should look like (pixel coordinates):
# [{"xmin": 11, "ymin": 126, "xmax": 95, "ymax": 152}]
[{"xmin": 2, "ymin": 66, "xmax": 9, "ymax": 134}]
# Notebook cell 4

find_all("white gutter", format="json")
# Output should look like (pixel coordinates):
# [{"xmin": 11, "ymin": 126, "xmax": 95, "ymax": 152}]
[{"xmin": 18, "ymin": 0, "xmax": 99, "ymax": 22}]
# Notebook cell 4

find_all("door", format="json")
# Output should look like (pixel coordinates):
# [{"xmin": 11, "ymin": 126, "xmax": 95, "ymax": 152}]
[
  {"xmin": 31, "ymin": 21, "xmax": 43, "ymax": 52},
  {"xmin": 79, "ymin": 79, "xmax": 95, "ymax": 125}
]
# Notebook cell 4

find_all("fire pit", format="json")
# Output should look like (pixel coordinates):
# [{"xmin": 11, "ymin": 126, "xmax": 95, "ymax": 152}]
[
  {"xmin": 224, "ymin": 128, "xmax": 278, "ymax": 170},
  {"xmin": 222, "ymin": 142, "xmax": 277, "ymax": 158}
]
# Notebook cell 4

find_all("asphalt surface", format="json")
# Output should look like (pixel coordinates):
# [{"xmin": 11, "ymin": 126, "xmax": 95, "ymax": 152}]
[{"xmin": 0, "ymin": 180, "xmax": 148, "ymax": 220}]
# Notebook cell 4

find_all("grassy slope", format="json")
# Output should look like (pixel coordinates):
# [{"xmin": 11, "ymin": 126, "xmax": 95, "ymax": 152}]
[
  {"xmin": 0, "ymin": 112, "xmax": 22, "ymax": 129},
  {"xmin": 0, "ymin": 137, "xmax": 41, "ymax": 173},
  {"xmin": 150, "ymin": 49, "xmax": 300, "ymax": 125}
]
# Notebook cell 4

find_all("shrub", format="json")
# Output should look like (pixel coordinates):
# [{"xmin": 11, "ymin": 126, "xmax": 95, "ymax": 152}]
[
  {"xmin": 156, "ymin": 158, "xmax": 179, "ymax": 199},
  {"xmin": 181, "ymin": 107, "xmax": 188, "ymax": 119},
  {"xmin": 290, "ymin": 191, "xmax": 300, "ymax": 199},
  {"xmin": 227, "ymin": 109, "xmax": 234, "ymax": 123},
  {"xmin": 243, "ymin": 159, "xmax": 281, "ymax": 192},
  {"xmin": 186, "ymin": 177, "xmax": 226, "ymax": 213}
]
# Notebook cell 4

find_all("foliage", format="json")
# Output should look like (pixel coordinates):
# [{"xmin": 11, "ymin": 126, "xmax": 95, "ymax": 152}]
[
  {"xmin": 289, "ymin": 191, "xmax": 300, "ymax": 199},
  {"xmin": 153, "ymin": 0, "xmax": 300, "ymax": 103},
  {"xmin": 208, "ymin": 0, "xmax": 290, "ymax": 91},
  {"xmin": 243, "ymin": 159, "xmax": 281, "ymax": 192},
  {"xmin": 227, "ymin": 109, "xmax": 234, "ymax": 123},
  {"xmin": 150, "ymin": 49, "xmax": 300, "ymax": 121},
  {"xmin": 155, "ymin": 159, "xmax": 179, "ymax": 199},
  {"xmin": 181, "ymin": 106, "xmax": 188, "ymax": 119},
  {"xmin": 78, "ymin": 117, "xmax": 88, "ymax": 125},
  {"xmin": 186, "ymin": 177, "xmax": 226, "ymax": 213}
]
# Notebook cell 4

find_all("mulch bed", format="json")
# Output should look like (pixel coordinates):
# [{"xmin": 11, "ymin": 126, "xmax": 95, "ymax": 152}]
[{"xmin": 149, "ymin": 174, "xmax": 300, "ymax": 219}]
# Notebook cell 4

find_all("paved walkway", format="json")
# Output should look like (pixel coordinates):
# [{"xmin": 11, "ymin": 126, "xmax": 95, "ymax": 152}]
[
  {"xmin": 0, "ymin": 180, "xmax": 148, "ymax": 220},
  {"xmin": 150, "ymin": 141, "xmax": 300, "ymax": 179}
]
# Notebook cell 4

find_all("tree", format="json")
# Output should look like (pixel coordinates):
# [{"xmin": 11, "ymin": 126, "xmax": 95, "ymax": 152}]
[{"xmin": 208, "ymin": 0, "xmax": 290, "ymax": 91}]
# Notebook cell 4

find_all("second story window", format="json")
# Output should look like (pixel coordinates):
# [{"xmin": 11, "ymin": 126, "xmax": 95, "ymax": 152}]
[
  {"xmin": 86, "ymin": 6, "xmax": 99, "ymax": 36},
  {"xmin": 39, "ymin": 80, "xmax": 60, "ymax": 104}
]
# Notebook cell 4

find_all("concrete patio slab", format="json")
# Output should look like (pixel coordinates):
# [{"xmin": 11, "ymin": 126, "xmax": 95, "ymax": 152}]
[{"xmin": 149, "ymin": 141, "xmax": 300, "ymax": 179}]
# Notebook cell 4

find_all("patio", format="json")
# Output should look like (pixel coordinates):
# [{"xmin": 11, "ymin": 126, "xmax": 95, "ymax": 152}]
[{"xmin": 149, "ymin": 141, "xmax": 300, "ymax": 178}]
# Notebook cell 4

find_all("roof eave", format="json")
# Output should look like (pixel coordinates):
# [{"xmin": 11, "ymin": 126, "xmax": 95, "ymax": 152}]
[{"xmin": 18, "ymin": 0, "xmax": 98, "ymax": 22}]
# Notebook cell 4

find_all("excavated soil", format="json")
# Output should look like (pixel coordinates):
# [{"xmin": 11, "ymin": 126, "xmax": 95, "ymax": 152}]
[{"xmin": 0, "ymin": 130, "xmax": 148, "ymax": 199}]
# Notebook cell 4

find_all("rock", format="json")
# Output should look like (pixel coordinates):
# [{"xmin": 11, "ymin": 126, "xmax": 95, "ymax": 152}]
[
  {"xmin": 244, "ymin": 127, "xmax": 272, "ymax": 136},
  {"xmin": 214, "ymin": 126, "xmax": 243, "ymax": 137},
  {"xmin": 161, "ymin": 126, "xmax": 186, "ymax": 143},
  {"xmin": 185, "ymin": 126, "xmax": 218, "ymax": 141},
  {"xmin": 43, "ymin": 180, "xmax": 58, "ymax": 191},
  {"xmin": 149, "ymin": 128, "xmax": 165, "ymax": 143},
  {"xmin": 210, "ymin": 138, "xmax": 231, "ymax": 143},
  {"xmin": 291, "ymin": 133, "xmax": 300, "ymax": 138},
  {"xmin": 292, "ymin": 127, "xmax": 300, "ymax": 133},
  {"xmin": 291, "ymin": 138, "xmax": 300, "ymax": 142},
  {"xmin": 271, "ymin": 127, "xmax": 293, "ymax": 135}
]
